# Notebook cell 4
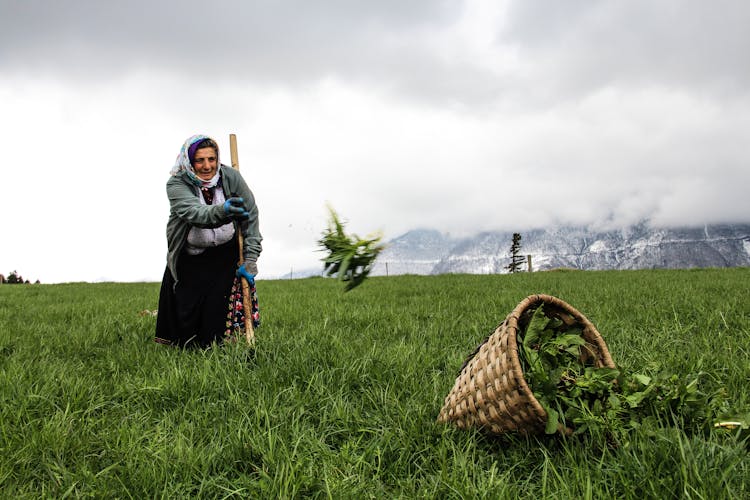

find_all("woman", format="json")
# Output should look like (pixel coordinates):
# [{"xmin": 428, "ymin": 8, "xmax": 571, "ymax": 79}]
[{"xmin": 155, "ymin": 134, "xmax": 262, "ymax": 347}]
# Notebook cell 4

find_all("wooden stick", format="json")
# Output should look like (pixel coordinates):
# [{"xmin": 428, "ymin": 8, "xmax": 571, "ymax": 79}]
[{"xmin": 229, "ymin": 133, "xmax": 255, "ymax": 345}]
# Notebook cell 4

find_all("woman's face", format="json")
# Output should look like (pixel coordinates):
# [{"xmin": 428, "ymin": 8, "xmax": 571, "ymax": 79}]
[{"xmin": 192, "ymin": 147, "xmax": 218, "ymax": 180}]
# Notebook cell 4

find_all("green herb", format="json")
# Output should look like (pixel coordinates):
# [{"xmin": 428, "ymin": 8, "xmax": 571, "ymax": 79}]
[
  {"xmin": 518, "ymin": 305, "xmax": 730, "ymax": 440},
  {"xmin": 317, "ymin": 205, "xmax": 386, "ymax": 291}
]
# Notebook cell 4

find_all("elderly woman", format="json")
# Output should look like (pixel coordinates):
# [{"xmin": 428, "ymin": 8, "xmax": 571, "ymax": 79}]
[{"xmin": 155, "ymin": 134, "xmax": 262, "ymax": 347}]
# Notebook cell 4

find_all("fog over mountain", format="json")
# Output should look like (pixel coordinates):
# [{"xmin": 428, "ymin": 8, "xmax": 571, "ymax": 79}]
[
  {"xmin": 364, "ymin": 222, "xmax": 750, "ymax": 277},
  {"xmin": 3, "ymin": 2, "xmax": 750, "ymax": 284}
]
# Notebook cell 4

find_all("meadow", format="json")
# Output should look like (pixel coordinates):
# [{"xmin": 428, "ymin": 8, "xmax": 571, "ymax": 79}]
[{"xmin": 0, "ymin": 268, "xmax": 748, "ymax": 498}]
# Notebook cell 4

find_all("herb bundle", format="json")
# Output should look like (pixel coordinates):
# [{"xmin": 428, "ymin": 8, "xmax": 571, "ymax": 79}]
[
  {"xmin": 519, "ymin": 305, "xmax": 732, "ymax": 439},
  {"xmin": 317, "ymin": 206, "xmax": 385, "ymax": 291}
]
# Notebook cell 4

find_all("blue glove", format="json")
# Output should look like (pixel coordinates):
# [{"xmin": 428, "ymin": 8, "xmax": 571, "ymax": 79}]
[
  {"xmin": 236, "ymin": 264, "xmax": 256, "ymax": 286},
  {"xmin": 223, "ymin": 197, "xmax": 249, "ymax": 220}
]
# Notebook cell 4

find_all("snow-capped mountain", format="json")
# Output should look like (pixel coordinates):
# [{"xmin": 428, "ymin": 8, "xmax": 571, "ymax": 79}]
[
  {"xmin": 368, "ymin": 229, "xmax": 456, "ymax": 276},
  {"xmin": 370, "ymin": 223, "xmax": 750, "ymax": 275}
]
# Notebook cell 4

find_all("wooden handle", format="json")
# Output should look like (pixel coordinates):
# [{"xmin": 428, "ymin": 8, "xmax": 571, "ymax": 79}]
[
  {"xmin": 229, "ymin": 133, "xmax": 239, "ymax": 169},
  {"xmin": 229, "ymin": 133, "xmax": 255, "ymax": 345}
]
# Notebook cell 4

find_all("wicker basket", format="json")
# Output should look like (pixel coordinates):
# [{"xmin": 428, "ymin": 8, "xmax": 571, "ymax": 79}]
[{"xmin": 437, "ymin": 294, "xmax": 616, "ymax": 435}]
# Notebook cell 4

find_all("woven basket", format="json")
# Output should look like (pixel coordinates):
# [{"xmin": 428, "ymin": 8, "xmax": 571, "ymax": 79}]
[{"xmin": 437, "ymin": 294, "xmax": 616, "ymax": 435}]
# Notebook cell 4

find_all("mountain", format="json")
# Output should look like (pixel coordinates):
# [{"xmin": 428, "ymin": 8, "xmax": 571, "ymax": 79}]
[
  {"xmin": 372, "ymin": 223, "xmax": 750, "ymax": 275},
  {"xmin": 369, "ymin": 229, "xmax": 456, "ymax": 276}
]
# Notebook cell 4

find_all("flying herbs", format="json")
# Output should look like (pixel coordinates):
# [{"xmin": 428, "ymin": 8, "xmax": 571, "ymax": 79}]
[{"xmin": 317, "ymin": 206, "xmax": 386, "ymax": 291}]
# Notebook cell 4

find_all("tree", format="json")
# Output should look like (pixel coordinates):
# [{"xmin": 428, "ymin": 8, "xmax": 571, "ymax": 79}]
[
  {"xmin": 3, "ymin": 270, "xmax": 38, "ymax": 284},
  {"xmin": 6, "ymin": 270, "xmax": 23, "ymax": 284},
  {"xmin": 507, "ymin": 233, "xmax": 525, "ymax": 273}
]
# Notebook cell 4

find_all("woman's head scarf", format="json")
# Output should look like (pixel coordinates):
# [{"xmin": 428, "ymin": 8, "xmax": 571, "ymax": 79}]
[{"xmin": 170, "ymin": 134, "xmax": 221, "ymax": 187}]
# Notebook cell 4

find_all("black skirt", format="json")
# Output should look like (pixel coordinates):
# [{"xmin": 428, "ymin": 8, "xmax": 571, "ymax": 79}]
[{"xmin": 155, "ymin": 238, "xmax": 239, "ymax": 347}]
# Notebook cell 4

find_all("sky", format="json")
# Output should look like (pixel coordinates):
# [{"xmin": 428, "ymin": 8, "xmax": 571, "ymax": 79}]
[{"xmin": 1, "ymin": 0, "xmax": 749, "ymax": 283}]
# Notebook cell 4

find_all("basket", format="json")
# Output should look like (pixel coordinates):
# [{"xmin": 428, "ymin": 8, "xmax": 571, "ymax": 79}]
[{"xmin": 437, "ymin": 294, "xmax": 616, "ymax": 435}]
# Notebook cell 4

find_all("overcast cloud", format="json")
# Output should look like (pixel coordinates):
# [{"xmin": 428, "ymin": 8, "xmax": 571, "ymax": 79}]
[{"xmin": 1, "ymin": 0, "xmax": 748, "ymax": 283}]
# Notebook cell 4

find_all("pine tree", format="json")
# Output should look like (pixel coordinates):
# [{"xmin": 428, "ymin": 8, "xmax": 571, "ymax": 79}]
[{"xmin": 507, "ymin": 233, "xmax": 525, "ymax": 273}]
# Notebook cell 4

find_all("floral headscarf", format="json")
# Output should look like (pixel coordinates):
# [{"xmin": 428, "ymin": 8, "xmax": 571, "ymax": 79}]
[{"xmin": 170, "ymin": 134, "xmax": 221, "ymax": 187}]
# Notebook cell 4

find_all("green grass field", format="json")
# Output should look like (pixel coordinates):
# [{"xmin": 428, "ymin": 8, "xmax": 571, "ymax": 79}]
[{"xmin": 1, "ymin": 269, "xmax": 748, "ymax": 498}]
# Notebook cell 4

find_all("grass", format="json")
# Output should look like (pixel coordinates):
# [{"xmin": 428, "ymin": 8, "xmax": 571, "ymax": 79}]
[{"xmin": 0, "ymin": 269, "xmax": 748, "ymax": 498}]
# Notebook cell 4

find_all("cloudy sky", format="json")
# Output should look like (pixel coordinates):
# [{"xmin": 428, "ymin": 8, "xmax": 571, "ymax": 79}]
[{"xmin": 1, "ymin": 0, "xmax": 748, "ymax": 283}]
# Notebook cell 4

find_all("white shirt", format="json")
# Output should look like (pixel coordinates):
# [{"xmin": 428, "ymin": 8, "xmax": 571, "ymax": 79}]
[{"xmin": 184, "ymin": 186, "xmax": 236, "ymax": 255}]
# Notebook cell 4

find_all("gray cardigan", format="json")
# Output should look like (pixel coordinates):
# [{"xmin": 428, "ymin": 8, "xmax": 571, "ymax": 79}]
[{"xmin": 165, "ymin": 165, "xmax": 262, "ymax": 282}]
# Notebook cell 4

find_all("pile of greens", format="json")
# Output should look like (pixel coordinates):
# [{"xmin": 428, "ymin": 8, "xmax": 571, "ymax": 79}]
[
  {"xmin": 317, "ymin": 206, "xmax": 385, "ymax": 291},
  {"xmin": 519, "ymin": 305, "xmax": 736, "ymax": 439}
]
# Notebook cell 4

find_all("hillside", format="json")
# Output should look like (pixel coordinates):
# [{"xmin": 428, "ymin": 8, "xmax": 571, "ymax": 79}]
[{"xmin": 368, "ymin": 223, "xmax": 750, "ymax": 275}]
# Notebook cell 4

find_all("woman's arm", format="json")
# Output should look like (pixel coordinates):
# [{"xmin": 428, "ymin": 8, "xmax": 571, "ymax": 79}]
[
  {"xmin": 222, "ymin": 167, "xmax": 263, "ymax": 264},
  {"xmin": 166, "ymin": 174, "xmax": 231, "ymax": 229}
]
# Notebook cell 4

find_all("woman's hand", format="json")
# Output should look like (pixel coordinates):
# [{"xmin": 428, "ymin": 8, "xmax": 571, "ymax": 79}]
[
  {"xmin": 236, "ymin": 263, "xmax": 256, "ymax": 285},
  {"xmin": 223, "ymin": 197, "xmax": 250, "ymax": 220}
]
